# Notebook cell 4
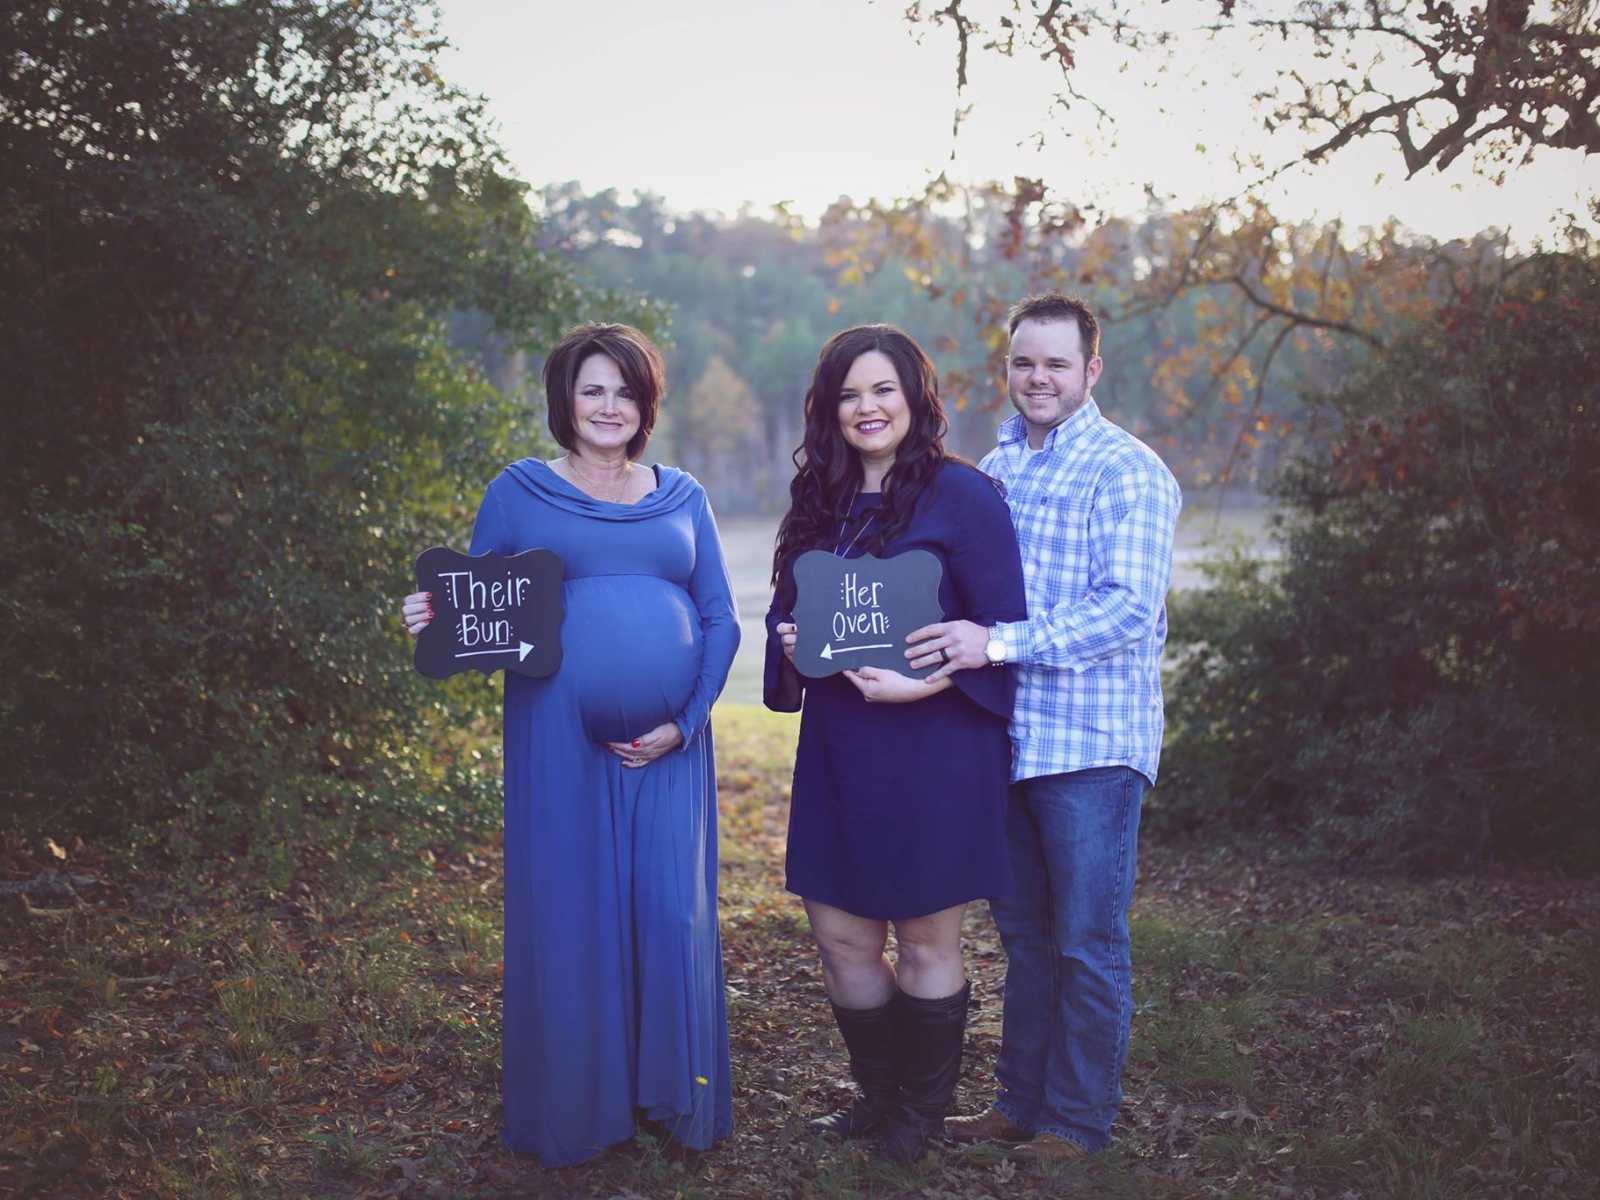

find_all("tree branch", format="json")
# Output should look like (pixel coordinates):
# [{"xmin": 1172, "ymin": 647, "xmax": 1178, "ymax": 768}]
[{"xmin": 1227, "ymin": 273, "xmax": 1387, "ymax": 349}]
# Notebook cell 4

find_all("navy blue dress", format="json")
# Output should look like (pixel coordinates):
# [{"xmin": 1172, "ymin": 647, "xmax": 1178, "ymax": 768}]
[
  {"xmin": 469, "ymin": 460, "xmax": 739, "ymax": 1166},
  {"xmin": 764, "ymin": 462, "xmax": 1028, "ymax": 919}
]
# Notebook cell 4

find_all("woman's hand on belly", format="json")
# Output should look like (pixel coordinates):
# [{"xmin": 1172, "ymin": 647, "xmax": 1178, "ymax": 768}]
[{"xmin": 606, "ymin": 721, "xmax": 684, "ymax": 768}]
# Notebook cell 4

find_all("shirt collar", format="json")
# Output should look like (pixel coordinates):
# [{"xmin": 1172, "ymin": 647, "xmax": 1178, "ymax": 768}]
[{"xmin": 997, "ymin": 396, "xmax": 1101, "ymax": 453}]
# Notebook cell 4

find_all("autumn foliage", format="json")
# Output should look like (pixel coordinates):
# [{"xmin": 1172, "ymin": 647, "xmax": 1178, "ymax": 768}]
[{"xmin": 1160, "ymin": 251, "xmax": 1600, "ymax": 869}]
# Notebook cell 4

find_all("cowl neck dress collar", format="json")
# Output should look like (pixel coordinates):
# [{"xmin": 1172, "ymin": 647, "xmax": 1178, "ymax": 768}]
[{"xmin": 503, "ymin": 458, "xmax": 698, "ymax": 523}]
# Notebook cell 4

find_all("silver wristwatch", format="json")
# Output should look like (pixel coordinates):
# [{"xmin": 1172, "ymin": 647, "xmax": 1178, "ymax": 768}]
[{"xmin": 984, "ymin": 625, "xmax": 1007, "ymax": 666}]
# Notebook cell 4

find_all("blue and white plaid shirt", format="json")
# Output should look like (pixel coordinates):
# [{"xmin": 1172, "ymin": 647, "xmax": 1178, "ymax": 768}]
[{"xmin": 980, "ymin": 399, "xmax": 1182, "ymax": 785}]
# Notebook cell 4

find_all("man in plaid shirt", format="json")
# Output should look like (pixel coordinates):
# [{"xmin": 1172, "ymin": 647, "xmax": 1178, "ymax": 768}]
[{"xmin": 908, "ymin": 292, "xmax": 1181, "ymax": 1160}]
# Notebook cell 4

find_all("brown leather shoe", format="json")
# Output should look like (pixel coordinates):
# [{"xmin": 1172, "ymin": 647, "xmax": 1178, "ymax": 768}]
[
  {"xmin": 1021, "ymin": 1131, "xmax": 1087, "ymax": 1161},
  {"xmin": 943, "ymin": 1107, "xmax": 1034, "ymax": 1144}
]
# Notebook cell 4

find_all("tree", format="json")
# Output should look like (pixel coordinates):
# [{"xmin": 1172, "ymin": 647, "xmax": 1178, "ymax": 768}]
[
  {"xmin": 846, "ymin": 4, "xmax": 1597, "ymax": 487},
  {"xmin": 815, "ymin": 180, "xmax": 1481, "ymax": 485},
  {"xmin": 906, "ymin": 0, "xmax": 1600, "ymax": 181},
  {"xmin": 0, "ymin": 0, "xmax": 593, "ymax": 836},
  {"xmin": 869, "ymin": 4, "xmax": 1600, "ymax": 871},
  {"xmin": 672, "ymin": 354, "xmax": 768, "ymax": 509},
  {"xmin": 1158, "ymin": 251, "xmax": 1600, "ymax": 868}
]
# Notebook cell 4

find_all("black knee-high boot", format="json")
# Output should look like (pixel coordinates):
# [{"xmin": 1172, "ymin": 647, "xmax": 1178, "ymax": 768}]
[
  {"xmin": 879, "ymin": 982, "xmax": 971, "ymax": 1163},
  {"xmin": 808, "ymin": 999, "xmax": 898, "ymax": 1138}
]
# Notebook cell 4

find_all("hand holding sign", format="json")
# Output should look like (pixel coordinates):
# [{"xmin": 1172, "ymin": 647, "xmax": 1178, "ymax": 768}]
[
  {"xmin": 412, "ymin": 547, "xmax": 564, "ymax": 679},
  {"xmin": 789, "ymin": 549, "xmax": 944, "ymax": 680}
]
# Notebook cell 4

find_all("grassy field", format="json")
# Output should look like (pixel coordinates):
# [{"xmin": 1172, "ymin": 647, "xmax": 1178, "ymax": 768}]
[{"xmin": 3, "ymin": 704, "xmax": 1596, "ymax": 1199}]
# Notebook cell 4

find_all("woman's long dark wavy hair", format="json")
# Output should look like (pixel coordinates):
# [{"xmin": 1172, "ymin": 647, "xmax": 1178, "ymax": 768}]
[{"xmin": 771, "ymin": 324, "xmax": 952, "ymax": 611}]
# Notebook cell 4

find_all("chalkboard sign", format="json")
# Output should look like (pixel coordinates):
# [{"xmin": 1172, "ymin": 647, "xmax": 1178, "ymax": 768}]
[
  {"xmin": 413, "ymin": 547, "xmax": 565, "ymax": 679},
  {"xmin": 790, "ymin": 549, "xmax": 944, "ymax": 680}
]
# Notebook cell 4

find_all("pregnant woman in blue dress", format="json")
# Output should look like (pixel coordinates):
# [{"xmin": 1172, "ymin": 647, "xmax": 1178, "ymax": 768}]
[
  {"xmin": 765, "ymin": 325, "xmax": 1027, "ymax": 1162},
  {"xmin": 403, "ymin": 323, "xmax": 739, "ymax": 1166}
]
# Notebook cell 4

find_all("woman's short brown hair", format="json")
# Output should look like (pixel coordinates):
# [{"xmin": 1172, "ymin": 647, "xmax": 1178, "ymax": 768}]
[{"xmin": 542, "ymin": 322, "xmax": 664, "ymax": 461}]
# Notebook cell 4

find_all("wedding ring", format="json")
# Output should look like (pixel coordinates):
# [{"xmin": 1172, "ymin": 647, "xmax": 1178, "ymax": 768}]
[{"xmin": 939, "ymin": 648, "xmax": 951, "ymax": 666}]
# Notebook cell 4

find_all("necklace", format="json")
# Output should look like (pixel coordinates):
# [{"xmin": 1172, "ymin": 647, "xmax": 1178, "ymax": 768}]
[
  {"xmin": 563, "ymin": 455, "xmax": 631, "ymax": 504},
  {"xmin": 833, "ymin": 488, "xmax": 878, "ymax": 558}
]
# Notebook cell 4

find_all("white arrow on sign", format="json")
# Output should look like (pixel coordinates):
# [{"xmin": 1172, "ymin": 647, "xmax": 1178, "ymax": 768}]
[
  {"xmin": 819, "ymin": 641, "xmax": 893, "ymax": 660},
  {"xmin": 455, "ymin": 642, "xmax": 535, "ymax": 662}
]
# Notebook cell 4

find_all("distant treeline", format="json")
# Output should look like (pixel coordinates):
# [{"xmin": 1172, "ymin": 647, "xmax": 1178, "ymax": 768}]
[{"xmin": 466, "ymin": 184, "xmax": 1496, "ymax": 513}]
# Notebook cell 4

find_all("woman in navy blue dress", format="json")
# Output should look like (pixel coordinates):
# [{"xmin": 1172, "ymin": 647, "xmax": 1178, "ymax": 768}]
[
  {"xmin": 403, "ymin": 324, "xmax": 738, "ymax": 1166},
  {"xmin": 765, "ymin": 325, "xmax": 1026, "ymax": 1161}
]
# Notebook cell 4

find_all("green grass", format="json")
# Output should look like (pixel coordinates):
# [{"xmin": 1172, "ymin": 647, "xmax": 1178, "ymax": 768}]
[{"xmin": 2, "ymin": 701, "xmax": 1596, "ymax": 1199}]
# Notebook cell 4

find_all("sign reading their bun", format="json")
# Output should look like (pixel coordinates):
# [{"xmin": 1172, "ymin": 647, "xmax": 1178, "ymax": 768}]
[{"xmin": 413, "ymin": 546, "xmax": 564, "ymax": 679}]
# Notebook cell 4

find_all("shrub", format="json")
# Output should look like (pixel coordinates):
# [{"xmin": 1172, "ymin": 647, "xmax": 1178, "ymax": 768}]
[
  {"xmin": 0, "ymin": 1, "xmax": 589, "ymax": 838},
  {"xmin": 1159, "ymin": 252, "xmax": 1600, "ymax": 870}
]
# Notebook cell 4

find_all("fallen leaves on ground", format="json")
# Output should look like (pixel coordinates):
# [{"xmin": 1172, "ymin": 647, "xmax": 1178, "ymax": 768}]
[{"xmin": 2, "ymin": 706, "xmax": 1596, "ymax": 1198}]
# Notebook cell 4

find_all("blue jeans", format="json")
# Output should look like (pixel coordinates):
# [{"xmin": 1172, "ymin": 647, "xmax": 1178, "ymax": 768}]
[{"xmin": 990, "ymin": 766, "xmax": 1145, "ymax": 1152}]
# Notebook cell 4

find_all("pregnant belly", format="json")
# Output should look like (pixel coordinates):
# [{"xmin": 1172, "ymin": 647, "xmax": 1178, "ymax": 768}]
[{"xmin": 561, "ymin": 575, "xmax": 702, "ymax": 743}]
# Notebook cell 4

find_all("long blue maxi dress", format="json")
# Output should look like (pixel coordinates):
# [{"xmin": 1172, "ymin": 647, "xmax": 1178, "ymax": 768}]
[{"xmin": 467, "ymin": 459, "xmax": 739, "ymax": 1166}]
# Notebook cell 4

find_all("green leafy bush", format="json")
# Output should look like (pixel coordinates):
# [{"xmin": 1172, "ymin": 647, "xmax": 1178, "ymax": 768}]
[
  {"xmin": 0, "ymin": 1, "xmax": 587, "ymax": 839},
  {"xmin": 1160, "ymin": 252, "xmax": 1600, "ymax": 870}
]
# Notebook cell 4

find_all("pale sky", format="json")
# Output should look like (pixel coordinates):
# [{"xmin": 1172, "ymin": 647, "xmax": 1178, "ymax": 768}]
[{"xmin": 436, "ymin": 0, "xmax": 1594, "ymax": 242}]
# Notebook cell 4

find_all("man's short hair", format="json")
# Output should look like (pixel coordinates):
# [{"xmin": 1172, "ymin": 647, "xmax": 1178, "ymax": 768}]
[{"xmin": 1006, "ymin": 292, "xmax": 1100, "ymax": 359}]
